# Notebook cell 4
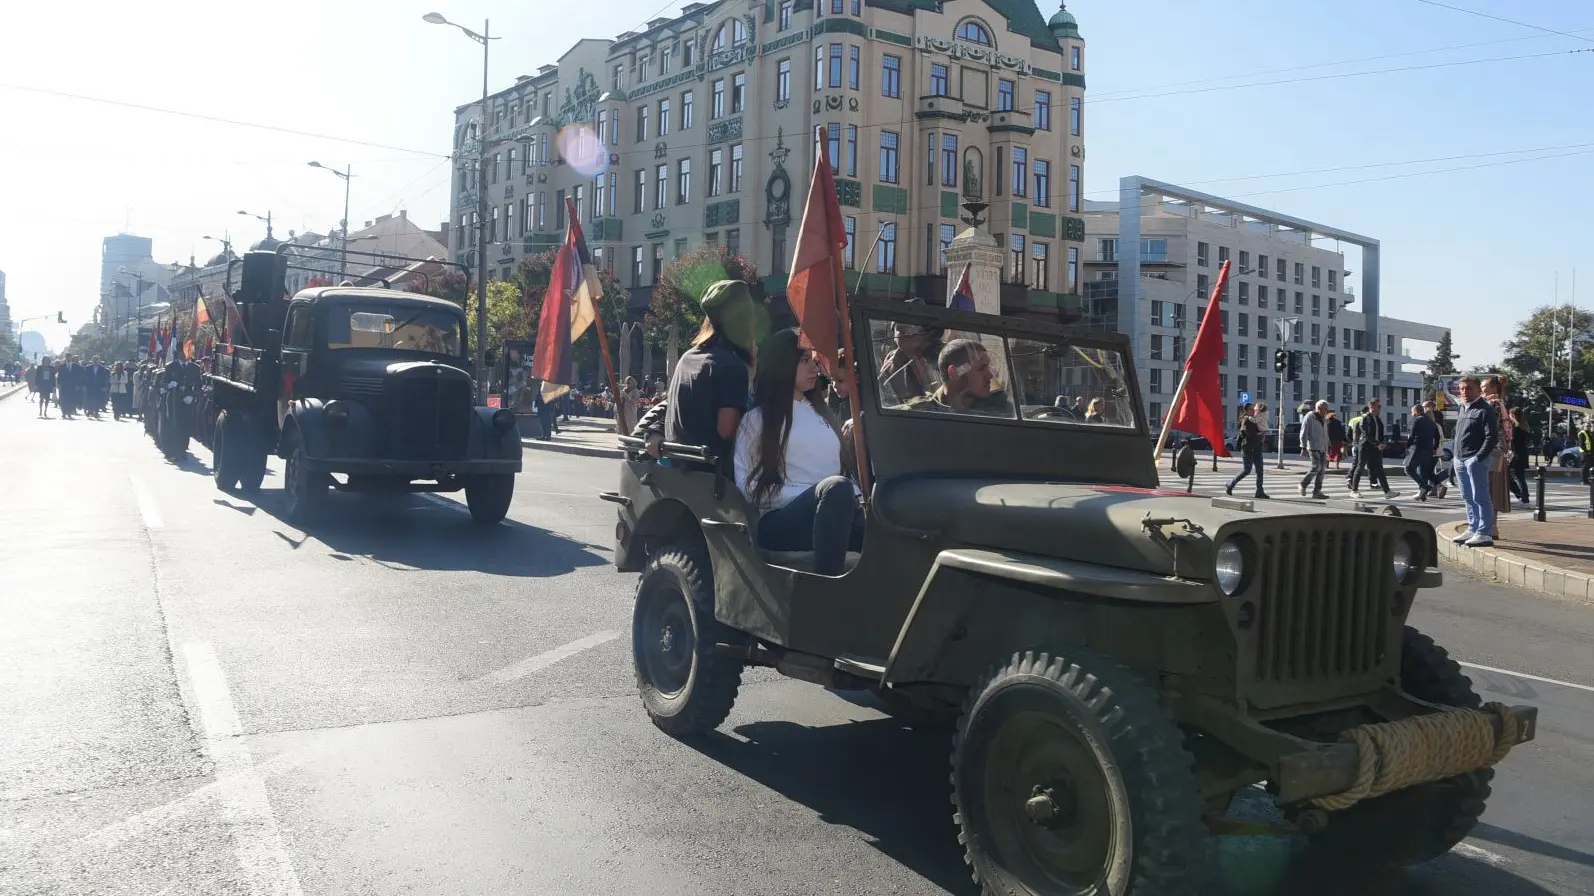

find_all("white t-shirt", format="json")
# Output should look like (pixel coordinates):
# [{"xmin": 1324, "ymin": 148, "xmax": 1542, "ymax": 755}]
[{"xmin": 734, "ymin": 399, "xmax": 842, "ymax": 509}]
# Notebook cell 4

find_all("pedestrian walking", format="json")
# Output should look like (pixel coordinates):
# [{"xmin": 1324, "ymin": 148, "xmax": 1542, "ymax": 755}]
[
  {"xmin": 1297, "ymin": 400, "xmax": 1331, "ymax": 499},
  {"xmin": 1226, "ymin": 402, "xmax": 1269, "ymax": 499},
  {"xmin": 1349, "ymin": 398, "xmax": 1399, "ymax": 498},
  {"xmin": 1406, "ymin": 403, "xmax": 1445, "ymax": 500},
  {"xmin": 1453, "ymin": 375, "xmax": 1500, "ymax": 547},
  {"xmin": 32, "ymin": 359, "xmax": 55, "ymax": 419},
  {"xmin": 1508, "ymin": 408, "xmax": 1531, "ymax": 507},
  {"xmin": 1326, "ymin": 411, "xmax": 1347, "ymax": 469},
  {"xmin": 1579, "ymin": 422, "xmax": 1594, "ymax": 484},
  {"xmin": 87, "ymin": 355, "xmax": 109, "ymax": 419},
  {"xmin": 110, "ymin": 362, "xmax": 133, "ymax": 420},
  {"xmin": 57, "ymin": 355, "xmax": 81, "ymax": 418}
]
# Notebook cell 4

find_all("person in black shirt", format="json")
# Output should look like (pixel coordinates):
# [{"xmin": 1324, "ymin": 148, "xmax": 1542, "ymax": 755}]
[
  {"xmin": 1406, "ymin": 403, "xmax": 1445, "ymax": 500},
  {"xmin": 651, "ymin": 279, "xmax": 762, "ymax": 467}
]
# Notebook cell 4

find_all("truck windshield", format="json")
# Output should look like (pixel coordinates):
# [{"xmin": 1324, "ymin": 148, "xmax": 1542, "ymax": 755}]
[{"xmin": 325, "ymin": 305, "xmax": 462, "ymax": 356}]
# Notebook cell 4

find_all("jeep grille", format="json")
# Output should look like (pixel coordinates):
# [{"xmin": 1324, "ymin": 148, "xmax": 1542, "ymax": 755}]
[
  {"xmin": 1253, "ymin": 526, "xmax": 1396, "ymax": 686},
  {"xmin": 398, "ymin": 376, "xmax": 471, "ymax": 460}
]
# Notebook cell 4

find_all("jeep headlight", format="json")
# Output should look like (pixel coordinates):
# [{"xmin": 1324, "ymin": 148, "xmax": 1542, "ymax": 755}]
[
  {"xmin": 1215, "ymin": 537, "xmax": 1248, "ymax": 596},
  {"xmin": 1393, "ymin": 536, "xmax": 1418, "ymax": 583}
]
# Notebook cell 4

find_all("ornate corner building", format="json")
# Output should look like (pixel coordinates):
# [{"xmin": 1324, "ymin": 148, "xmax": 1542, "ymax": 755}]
[{"xmin": 445, "ymin": 0, "xmax": 1088, "ymax": 326}]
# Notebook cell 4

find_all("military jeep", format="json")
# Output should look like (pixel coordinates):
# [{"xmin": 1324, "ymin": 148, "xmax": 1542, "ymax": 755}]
[{"xmin": 603, "ymin": 296, "xmax": 1537, "ymax": 894}]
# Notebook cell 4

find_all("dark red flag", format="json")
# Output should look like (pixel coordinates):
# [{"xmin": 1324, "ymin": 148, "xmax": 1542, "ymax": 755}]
[{"xmin": 1170, "ymin": 259, "xmax": 1231, "ymax": 458}]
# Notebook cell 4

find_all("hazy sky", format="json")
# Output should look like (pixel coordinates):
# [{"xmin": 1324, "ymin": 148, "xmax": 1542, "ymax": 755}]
[{"xmin": 2, "ymin": 0, "xmax": 1590, "ymax": 365}]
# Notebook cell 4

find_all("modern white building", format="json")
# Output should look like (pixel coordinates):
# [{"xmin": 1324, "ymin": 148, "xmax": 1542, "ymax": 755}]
[
  {"xmin": 100, "ymin": 234, "xmax": 173, "ymax": 331},
  {"xmin": 0, "ymin": 269, "xmax": 11, "ymax": 335},
  {"xmin": 1083, "ymin": 176, "xmax": 1447, "ymax": 433}
]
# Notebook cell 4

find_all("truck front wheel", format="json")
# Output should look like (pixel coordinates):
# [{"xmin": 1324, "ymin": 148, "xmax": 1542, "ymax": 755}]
[
  {"xmin": 953, "ymin": 649, "xmax": 1205, "ymax": 896},
  {"xmin": 1306, "ymin": 627, "xmax": 1494, "ymax": 866},
  {"xmin": 465, "ymin": 473, "xmax": 515, "ymax": 524},
  {"xmin": 282, "ymin": 430, "xmax": 327, "ymax": 523}
]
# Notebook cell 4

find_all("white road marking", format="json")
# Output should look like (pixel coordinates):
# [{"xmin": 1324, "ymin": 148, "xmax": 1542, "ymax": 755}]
[
  {"xmin": 128, "ymin": 474, "xmax": 164, "ymax": 529},
  {"xmin": 474, "ymin": 630, "xmax": 622, "ymax": 686},
  {"xmin": 1458, "ymin": 661, "xmax": 1594, "ymax": 695},
  {"xmin": 181, "ymin": 642, "xmax": 305, "ymax": 896},
  {"xmin": 1454, "ymin": 841, "xmax": 1511, "ymax": 866},
  {"xmin": 418, "ymin": 493, "xmax": 465, "ymax": 513}
]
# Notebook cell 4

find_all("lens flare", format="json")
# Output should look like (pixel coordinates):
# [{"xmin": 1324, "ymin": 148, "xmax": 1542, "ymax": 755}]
[{"xmin": 556, "ymin": 125, "xmax": 607, "ymax": 177}]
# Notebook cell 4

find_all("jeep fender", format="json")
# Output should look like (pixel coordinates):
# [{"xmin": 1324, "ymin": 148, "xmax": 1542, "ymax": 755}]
[{"xmin": 881, "ymin": 547, "xmax": 1221, "ymax": 688}]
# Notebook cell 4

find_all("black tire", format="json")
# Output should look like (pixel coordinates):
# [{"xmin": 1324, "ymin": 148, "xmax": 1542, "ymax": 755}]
[
  {"xmin": 1306, "ymin": 626, "xmax": 1493, "ymax": 866},
  {"xmin": 233, "ymin": 413, "xmax": 268, "ymax": 494},
  {"xmin": 465, "ymin": 473, "xmax": 515, "ymax": 525},
  {"xmin": 632, "ymin": 545, "xmax": 742, "ymax": 736},
  {"xmin": 282, "ymin": 429, "xmax": 327, "ymax": 524},
  {"xmin": 212, "ymin": 410, "xmax": 240, "ymax": 492},
  {"xmin": 953, "ymin": 649, "xmax": 1205, "ymax": 896}
]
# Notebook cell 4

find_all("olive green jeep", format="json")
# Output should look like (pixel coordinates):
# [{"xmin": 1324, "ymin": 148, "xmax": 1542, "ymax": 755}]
[{"xmin": 601, "ymin": 296, "xmax": 1538, "ymax": 895}]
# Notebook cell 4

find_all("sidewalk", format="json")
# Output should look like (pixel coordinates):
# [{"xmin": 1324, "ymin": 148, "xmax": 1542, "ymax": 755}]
[
  {"xmin": 0, "ymin": 382, "xmax": 28, "ymax": 403},
  {"xmin": 1440, "ymin": 515, "xmax": 1594, "ymax": 604},
  {"xmin": 520, "ymin": 415, "xmax": 626, "ymax": 459}
]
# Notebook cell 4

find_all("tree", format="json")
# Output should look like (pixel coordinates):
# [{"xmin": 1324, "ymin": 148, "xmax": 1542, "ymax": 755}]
[
  {"xmin": 463, "ymin": 280, "xmax": 532, "ymax": 361},
  {"xmin": 647, "ymin": 247, "xmax": 761, "ymax": 371},
  {"xmin": 1423, "ymin": 329, "xmax": 1458, "ymax": 395},
  {"xmin": 509, "ymin": 250, "xmax": 628, "ymax": 387},
  {"xmin": 1497, "ymin": 304, "xmax": 1594, "ymax": 437},
  {"xmin": 0, "ymin": 329, "xmax": 22, "ymax": 366}
]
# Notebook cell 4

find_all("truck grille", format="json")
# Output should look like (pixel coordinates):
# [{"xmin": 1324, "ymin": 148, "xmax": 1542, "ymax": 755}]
[
  {"xmin": 1253, "ymin": 526, "xmax": 1396, "ymax": 685},
  {"xmin": 342, "ymin": 375, "xmax": 383, "ymax": 398},
  {"xmin": 398, "ymin": 376, "xmax": 471, "ymax": 461}
]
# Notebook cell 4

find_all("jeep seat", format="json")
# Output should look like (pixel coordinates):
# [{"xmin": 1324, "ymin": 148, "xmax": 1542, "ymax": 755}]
[{"xmin": 759, "ymin": 549, "xmax": 863, "ymax": 576}]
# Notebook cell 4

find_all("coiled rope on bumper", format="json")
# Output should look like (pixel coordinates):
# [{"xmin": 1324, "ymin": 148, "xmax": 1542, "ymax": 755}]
[{"xmin": 1309, "ymin": 702, "xmax": 1520, "ymax": 811}]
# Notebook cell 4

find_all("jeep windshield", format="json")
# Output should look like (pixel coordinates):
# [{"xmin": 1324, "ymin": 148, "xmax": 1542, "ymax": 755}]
[{"xmin": 324, "ymin": 303, "xmax": 463, "ymax": 357}]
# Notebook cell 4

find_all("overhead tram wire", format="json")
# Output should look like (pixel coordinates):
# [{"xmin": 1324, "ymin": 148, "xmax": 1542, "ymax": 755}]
[{"xmin": 1412, "ymin": 0, "xmax": 1594, "ymax": 45}]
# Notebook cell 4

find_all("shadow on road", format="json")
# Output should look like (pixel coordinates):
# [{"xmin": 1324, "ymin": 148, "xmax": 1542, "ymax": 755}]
[
  {"xmin": 1473, "ymin": 821, "xmax": 1594, "ymax": 869},
  {"xmin": 686, "ymin": 717, "xmax": 1564, "ymax": 896},
  {"xmin": 236, "ymin": 487, "xmax": 608, "ymax": 578}
]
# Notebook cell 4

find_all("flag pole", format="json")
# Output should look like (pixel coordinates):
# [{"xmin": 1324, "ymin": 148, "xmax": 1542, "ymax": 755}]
[
  {"xmin": 589, "ymin": 300, "xmax": 624, "ymax": 433},
  {"xmin": 1152, "ymin": 259, "xmax": 1231, "ymax": 462},
  {"xmin": 831, "ymin": 250, "xmax": 872, "ymax": 505}
]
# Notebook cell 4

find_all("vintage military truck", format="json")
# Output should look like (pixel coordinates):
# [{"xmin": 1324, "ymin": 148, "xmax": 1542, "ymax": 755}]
[
  {"xmin": 208, "ymin": 250, "xmax": 522, "ymax": 524},
  {"xmin": 603, "ymin": 296, "xmax": 1538, "ymax": 894}
]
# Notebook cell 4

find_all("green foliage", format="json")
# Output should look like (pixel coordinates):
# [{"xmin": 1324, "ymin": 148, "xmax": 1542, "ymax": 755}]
[
  {"xmin": 646, "ymin": 247, "xmax": 761, "ymax": 348},
  {"xmin": 1423, "ymin": 330, "xmax": 1458, "ymax": 394},
  {"xmin": 1497, "ymin": 304, "xmax": 1594, "ymax": 435},
  {"xmin": 65, "ymin": 323, "xmax": 139, "ymax": 363},
  {"xmin": 462, "ymin": 280, "xmax": 532, "ymax": 359},
  {"xmin": 0, "ymin": 329, "xmax": 21, "ymax": 366}
]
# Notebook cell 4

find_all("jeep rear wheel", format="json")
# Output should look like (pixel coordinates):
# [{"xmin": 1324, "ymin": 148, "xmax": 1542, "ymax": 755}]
[
  {"xmin": 632, "ymin": 545, "xmax": 741, "ymax": 736},
  {"xmin": 953, "ymin": 649, "xmax": 1205, "ymax": 896},
  {"xmin": 1306, "ymin": 626, "xmax": 1493, "ymax": 867}
]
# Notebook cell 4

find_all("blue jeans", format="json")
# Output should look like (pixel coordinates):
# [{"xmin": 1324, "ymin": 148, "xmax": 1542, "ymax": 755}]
[
  {"xmin": 757, "ymin": 476, "xmax": 861, "ymax": 575},
  {"xmin": 1459, "ymin": 454, "xmax": 1494, "ymax": 535},
  {"xmin": 1228, "ymin": 447, "xmax": 1265, "ymax": 494}
]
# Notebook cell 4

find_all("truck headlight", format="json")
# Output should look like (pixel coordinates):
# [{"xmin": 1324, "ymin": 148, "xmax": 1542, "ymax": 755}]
[
  {"xmin": 1215, "ymin": 537, "xmax": 1249, "ymax": 596},
  {"xmin": 324, "ymin": 400, "xmax": 350, "ymax": 425},
  {"xmin": 1393, "ymin": 535, "xmax": 1418, "ymax": 583},
  {"xmin": 491, "ymin": 408, "xmax": 517, "ymax": 432}
]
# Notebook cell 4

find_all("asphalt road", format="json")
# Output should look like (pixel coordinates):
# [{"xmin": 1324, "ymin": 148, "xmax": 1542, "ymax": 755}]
[{"xmin": 3, "ymin": 391, "xmax": 1592, "ymax": 896}]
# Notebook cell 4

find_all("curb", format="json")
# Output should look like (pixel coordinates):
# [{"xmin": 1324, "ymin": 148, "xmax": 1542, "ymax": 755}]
[
  {"xmin": 1437, "ymin": 519, "xmax": 1594, "ymax": 604},
  {"xmin": 520, "ymin": 437, "xmax": 625, "ymax": 460},
  {"xmin": 0, "ymin": 383, "xmax": 27, "ymax": 403}
]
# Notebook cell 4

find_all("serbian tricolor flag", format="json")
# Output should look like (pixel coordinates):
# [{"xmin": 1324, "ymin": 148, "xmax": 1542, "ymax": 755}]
[
  {"xmin": 1169, "ymin": 259, "xmax": 1232, "ymax": 458},
  {"xmin": 786, "ymin": 128, "xmax": 850, "ymax": 371},
  {"xmin": 948, "ymin": 263, "xmax": 975, "ymax": 311},
  {"xmin": 533, "ymin": 197, "xmax": 600, "ymax": 402}
]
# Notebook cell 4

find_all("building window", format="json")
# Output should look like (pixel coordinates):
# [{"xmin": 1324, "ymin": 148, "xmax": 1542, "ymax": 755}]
[
  {"xmin": 848, "ymin": 46, "xmax": 860, "ymax": 90},
  {"xmin": 631, "ymin": 245, "xmax": 644, "ymax": 287},
  {"xmin": 1011, "ymin": 147, "xmax": 1027, "ymax": 197},
  {"xmin": 1218, "ymin": 246, "xmax": 1230, "ymax": 267},
  {"xmin": 732, "ymin": 72, "xmax": 746, "ymax": 113},
  {"xmin": 777, "ymin": 59, "xmax": 792, "ymax": 104},
  {"xmin": 1311, "ymin": 265, "xmax": 1322, "ymax": 288},
  {"xmin": 843, "ymin": 216, "xmax": 857, "ymax": 267},
  {"xmin": 845, "ymin": 124, "xmax": 858, "ymax": 177},
  {"xmin": 597, "ymin": 110, "xmax": 608, "ymax": 144},
  {"xmin": 658, "ymin": 99, "xmax": 671, "ymax": 136},
  {"xmin": 1069, "ymin": 96, "xmax": 1081, "ymax": 136},
  {"xmin": 1327, "ymin": 326, "xmax": 1337, "ymax": 348},
  {"xmin": 826, "ymin": 122, "xmax": 841, "ymax": 173},
  {"xmin": 654, "ymin": 164, "xmax": 668, "ymax": 209},
  {"xmin": 881, "ymin": 54, "xmax": 901, "ymax": 98},
  {"xmin": 997, "ymin": 78, "xmax": 1014, "ymax": 111},
  {"xmin": 1009, "ymin": 233, "xmax": 1025, "ymax": 283},
  {"xmin": 828, "ymin": 43, "xmax": 843, "ymax": 88},
  {"xmin": 1294, "ymin": 262, "xmax": 1304, "ymax": 285},
  {"xmin": 1311, "ymin": 294, "xmax": 1321, "ymax": 316},
  {"xmin": 634, "ymin": 170, "xmax": 646, "ymax": 214},
  {"xmin": 681, "ymin": 91, "xmax": 694, "ymax": 129},
  {"xmin": 1310, "ymin": 323, "xmax": 1321, "ymax": 345},
  {"xmin": 941, "ymin": 134, "xmax": 959, "ymax": 187},
  {"xmin": 957, "ymin": 21, "xmax": 992, "ymax": 45},
  {"xmin": 939, "ymin": 223, "xmax": 955, "ymax": 271},
  {"xmin": 1237, "ymin": 312, "xmax": 1249, "ymax": 337},
  {"xmin": 1031, "ymin": 242, "xmax": 1050, "ymax": 291},
  {"xmin": 1032, "ymin": 159, "xmax": 1050, "ymax": 207},
  {"xmin": 1276, "ymin": 258, "xmax": 1287, "ymax": 281},
  {"xmin": 1294, "ymin": 291, "xmax": 1304, "ymax": 314},
  {"xmin": 1197, "ymin": 273, "xmax": 1209, "ymax": 298},
  {"xmin": 1067, "ymin": 164, "xmax": 1080, "ymax": 212},
  {"xmin": 677, "ymin": 158, "xmax": 691, "ymax": 204},
  {"xmin": 711, "ymin": 78, "xmax": 725, "ymax": 118},
  {"xmin": 779, "ymin": 0, "xmax": 792, "ymax": 30},
  {"xmin": 879, "ymin": 131, "xmax": 900, "ymax": 184},
  {"xmin": 814, "ymin": 44, "xmax": 824, "ymax": 89},
  {"xmin": 572, "ymin": 184, "xmax": 585, "ymax": 223},
  {"xmin": 1070, "ymin": 45, "xmax": 1082, "ymax": 71},
  {"xmin": 536, "ymin": 192, "xmax": 546, "ymax": 229},
  {"xmin": 709, "ymin": 148, "xmax": 724, "ymax": 196},
  {"xmin": 1035, "ymin": 90, "xmax": 1051, "ymax": 130},
  {"xmin": 1196, "ymin": 242, "xmax": 1209, "ymax": 267},
  {"xmin": 930, "ymin": 63, "xmax": 949, "ymax": 96},
  {"xmin": 730, "ymin": 143, "xmax": 744, "ymax": 192},
  {"xmin": 636, "ymin": 104, "xmax": 648, "ymax": 141},
  {"xmin": 593, "ymin": 179, "xmax": 604, "ymax": 218},
  {"xmin": 872, "ymin": 222, "xmax": 896, "ymax": 273},
  {"xmin": 994, "ymin": 146, "xmax": 1005, "ymax": 195},
  {"xmin": 1149, "ymin": 368, "xmax": 1164, "ymax": 395},
  {"xmin": 1328, "ymin": 269, "xmax": 1337, "ymax": 291},
  {"xmin": 1150, "ymin": 335, "xmax": 1164, "ymax": 361},
  {"xmin": 726, "ymin": 228, "xmax": 741, "ymax": 257}
]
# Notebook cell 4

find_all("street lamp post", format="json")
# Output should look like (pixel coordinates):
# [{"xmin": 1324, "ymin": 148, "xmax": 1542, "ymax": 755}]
[
  {"xmin": 424, "ymin": 11, "xmax": 497, "ymax": 404},
  {"xmin": 309, "ymin": 161, "xmax": 354, "ymax": 283},
  {"xmin": 236, "ymin": 210, "xmax": 274, "ymax": 242}
]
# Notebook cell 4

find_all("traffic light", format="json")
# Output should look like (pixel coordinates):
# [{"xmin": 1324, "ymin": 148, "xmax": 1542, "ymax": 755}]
[
  {"xmin": 1286, "ymin": 351, "xmax": 1301, "ymax": 383},
  {"xmin": 1273, "ymin": 348, "xmax": 1289, "ymax": 375}
]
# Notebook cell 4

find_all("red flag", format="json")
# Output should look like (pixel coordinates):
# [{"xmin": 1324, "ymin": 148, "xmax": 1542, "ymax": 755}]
[
  {"xmin": 532, "ymin": 198, "xmax": 601, "ymax": 401},
  {"xmin": 1170, "ymin": 260, "xmax": 1232, "ymax": 458},
  {"xmin": 948, "ymin": 263, "xmax": 975, "ymax": 311},
  {"xmin": 786, "ymin": 128, "xmax": 849, "ymax": 370},
  {"xmin": 146, "ymin": 324, "xmax": 157, "ymax": 357}
]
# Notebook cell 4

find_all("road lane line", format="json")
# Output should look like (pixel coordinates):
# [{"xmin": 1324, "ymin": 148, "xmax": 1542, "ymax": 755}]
[
  {"xmin": 128, "ymin": 474, "xmax": 164, "ymax": 529},
  {"xmin": 181, "ymin": 642, "xmax": 305, "ymax": 896},
  {"xmin": 1454, "ymin": 841, "xmax": 1510, "ymax": 866},
  {"xmin": 1458, "ymin": 661, "xmax": 1594, "ymax": 695},
  {"xmin": 474, "ymin": 630, "xmax": 622, "ymax": 686}
]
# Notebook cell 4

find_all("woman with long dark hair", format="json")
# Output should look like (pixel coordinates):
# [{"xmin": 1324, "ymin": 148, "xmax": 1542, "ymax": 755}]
[{"xmin": 734, "ymin": 328, "xmax": 860, "ymax": 575}]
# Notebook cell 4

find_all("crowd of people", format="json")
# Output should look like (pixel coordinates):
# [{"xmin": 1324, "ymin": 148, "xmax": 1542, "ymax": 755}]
[{"xmin": 20, "ymin": 355, "xmax": 152, "ymax": 422}]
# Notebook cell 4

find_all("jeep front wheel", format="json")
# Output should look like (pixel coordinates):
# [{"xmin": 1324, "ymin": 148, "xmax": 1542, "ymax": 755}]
[
  {"xmin": 632, "ymin": 545, "xmax": 741, "ymax": 736},
  {"xmin": 953, "ymin": 649, "xmax": 1205, "ymax": 896},
  {"xmin": 1305, "ymin": 626, "xmax": 1494, "ymax": 866}
]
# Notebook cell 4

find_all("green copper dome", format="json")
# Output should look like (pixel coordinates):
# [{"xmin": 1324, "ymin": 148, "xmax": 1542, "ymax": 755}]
[{"xmin": 1049, "ymin": 2, "xmax": 1080, "ymax": 40}]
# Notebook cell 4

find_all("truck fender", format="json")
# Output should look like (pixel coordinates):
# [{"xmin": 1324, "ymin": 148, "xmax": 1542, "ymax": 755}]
[
  {"xmin": 880, "ymin": 547, "xmax": 1217, "ymax": 687},
  {"xmin": 280, "ymin": 398, "xmax": 327, "ymax": 458},
  {"xmin": 469, "ymin": 407, "xmax": 524, "ymax": 460}
]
